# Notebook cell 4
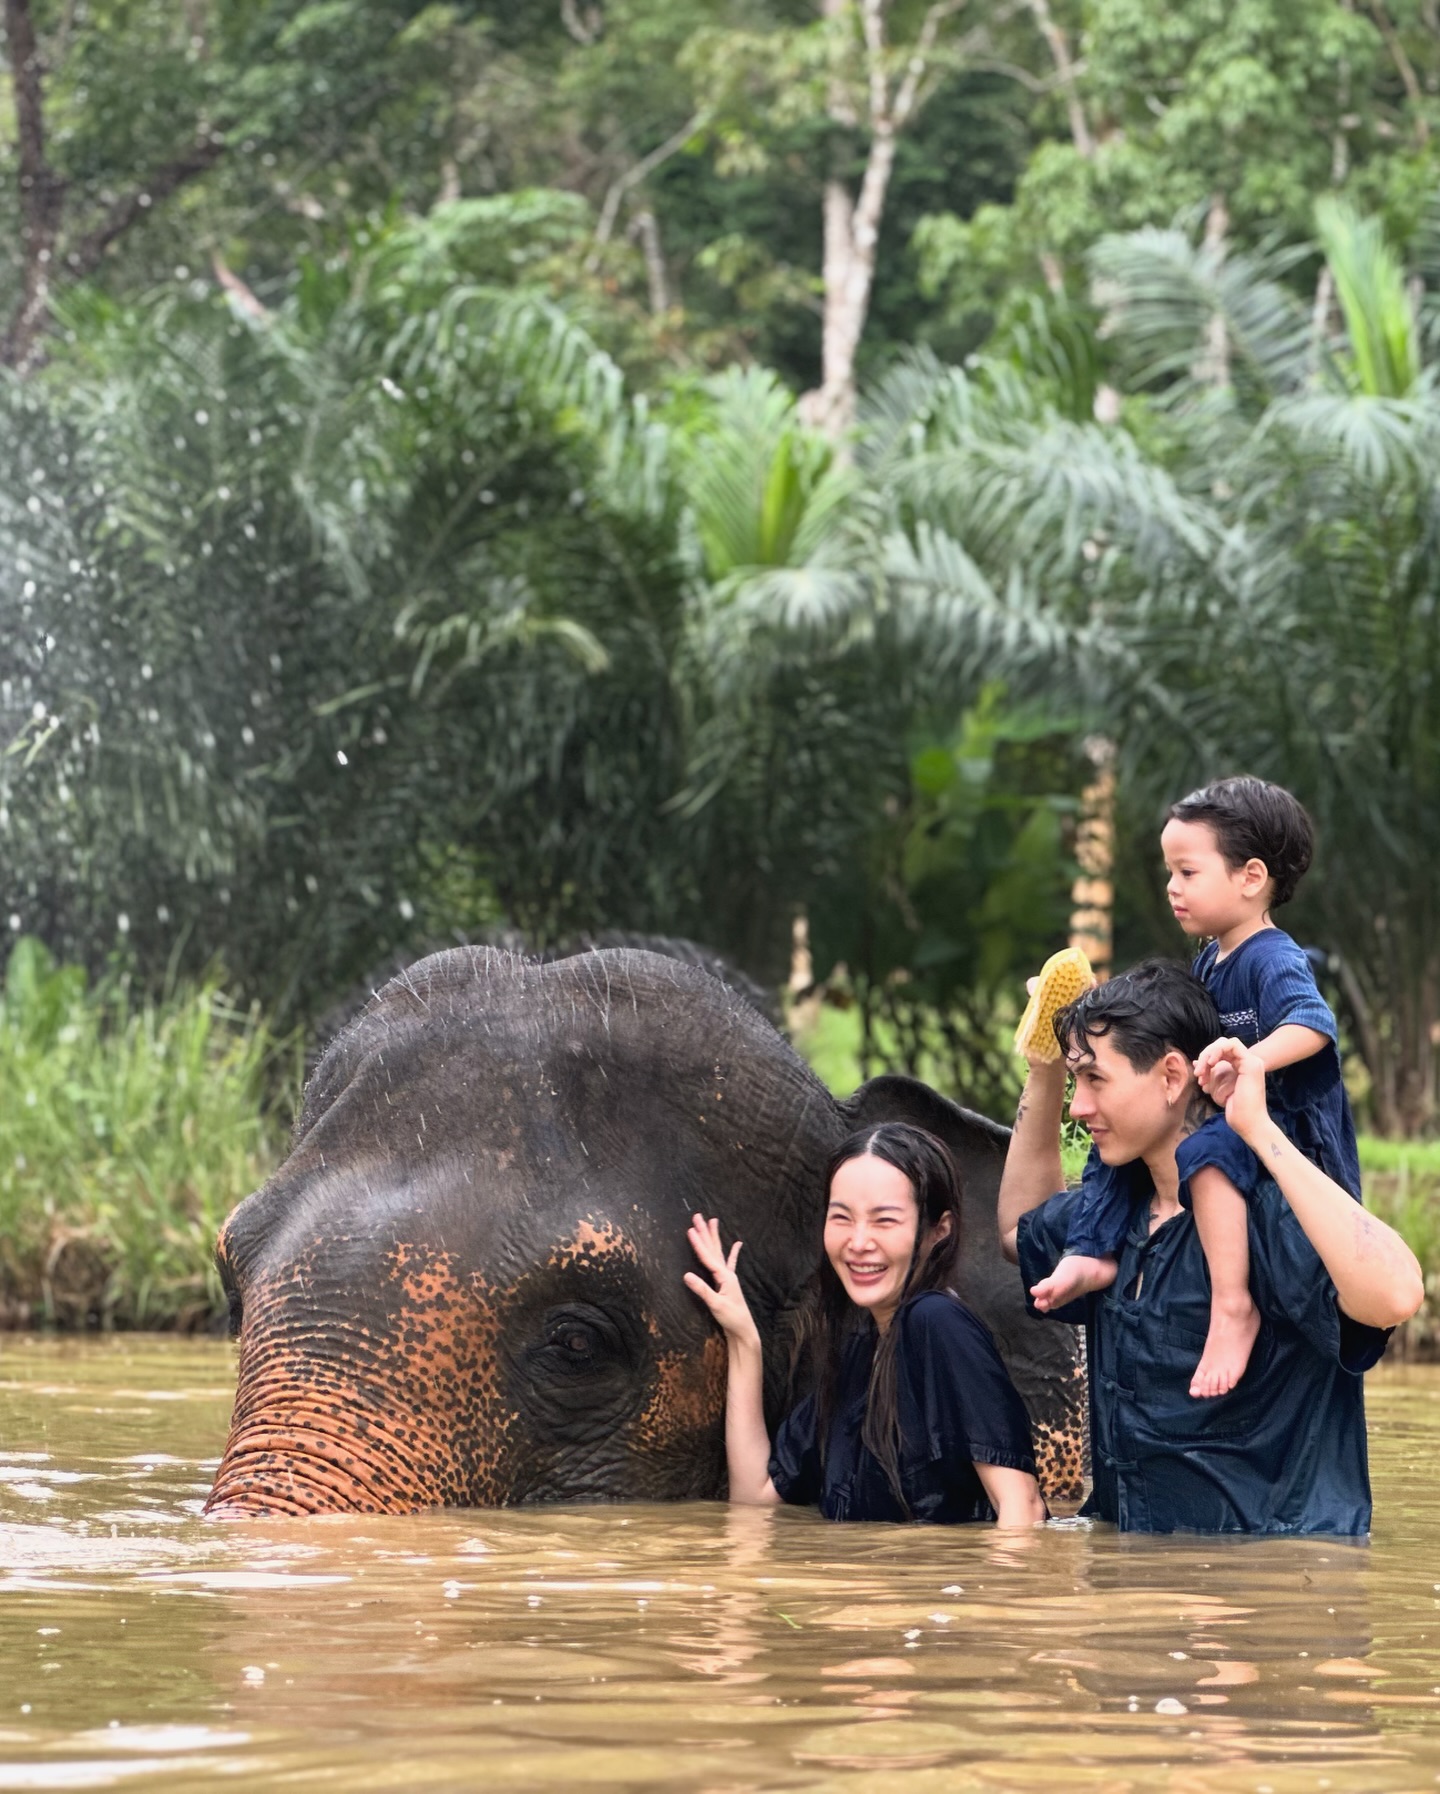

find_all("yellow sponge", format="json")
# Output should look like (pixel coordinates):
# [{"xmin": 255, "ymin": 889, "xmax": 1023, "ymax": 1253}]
[{"xmin": 1014, "ymin": 947, "xmax": 1095, "ymax": 1062}]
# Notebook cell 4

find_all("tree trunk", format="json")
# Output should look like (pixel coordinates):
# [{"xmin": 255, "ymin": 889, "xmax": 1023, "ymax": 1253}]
[
  {"xmin": 2, "ymin": 0, "xmax": 66, "ymax": 371},
  {"xmin": 628, "ymin": 208, "xmax": 671, "ymax": 315},
  {"xmin": 1192, "ymin": 193, "xmax": 1231, "ymax": 390},
  {"xmin": 786, "ymin": 911, "xmax": 823, "ymax": 1034},
  {"xmin": 807, "ymin": 134, "xmax": 894, "ymax": 440},
  {"xmin": 1069, "ymin": 737, "xmax": 1115, "ymax": 981},
  {"xmin": 1337, "ymin": 929, "xmax": 1439, "ymax": 1138},
  {"xmin": 1024, "ymin": 0, "xmax": 1093, "ymax": 158},
  {"xmin": 802, "ymin": 0, "xmax": 963, "ymax": 442}
]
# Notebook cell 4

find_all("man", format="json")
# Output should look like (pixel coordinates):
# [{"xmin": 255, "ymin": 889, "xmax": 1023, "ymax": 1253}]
[{"xmin": 998, "ymin": 961, "xmax": 1423, "ymax": 1534}]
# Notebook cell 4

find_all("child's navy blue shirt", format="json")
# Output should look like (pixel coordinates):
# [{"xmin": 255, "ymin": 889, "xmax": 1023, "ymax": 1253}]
[
  {"xmin": 1192, "ymin": 928, "xmax": 1360, "ymax": 1197},
  {"xmin": 1063, "ymin": 927, "xmax": 1360, "ymax": 1258},
  {"xmin": 768, "ymin": 1291, "xmax": 1037, "ymax": 1523}
]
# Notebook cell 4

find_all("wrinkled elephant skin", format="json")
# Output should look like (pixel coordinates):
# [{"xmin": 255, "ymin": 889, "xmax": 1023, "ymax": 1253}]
[{"xmin": 206, "ymin": 949, "xmax": 1084, "ymax": 1515}]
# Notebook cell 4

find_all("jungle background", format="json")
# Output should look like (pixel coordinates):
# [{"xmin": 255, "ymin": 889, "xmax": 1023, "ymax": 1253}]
[{"xmin": 1, "ymin": 0, "xmax": 1437, "ymax": 1333}]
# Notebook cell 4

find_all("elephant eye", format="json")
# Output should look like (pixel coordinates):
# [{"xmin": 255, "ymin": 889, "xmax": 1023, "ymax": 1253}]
[{"xmin": 532, "ymin": 1304, "xmax": 628, "ymax": 1376}]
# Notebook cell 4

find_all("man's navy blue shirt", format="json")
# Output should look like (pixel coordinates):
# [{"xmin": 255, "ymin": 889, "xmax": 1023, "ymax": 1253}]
[
  {"xmin": 1018, "ymin": 1125, "xmax": 1390, "ymax": 1534},
  {"xmin": 1064, "ymin": 926, "xmax": 1360, "ymax": 1258},
  {"xmin": 768, "ymin": 1291, "xmax": 1038, "ymax": 1523}
]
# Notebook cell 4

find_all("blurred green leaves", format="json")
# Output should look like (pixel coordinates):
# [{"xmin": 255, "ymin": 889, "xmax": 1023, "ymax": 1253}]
[{"xmin": 808, "ymin": 686, "xmax": 1082, "ymax": 1120}]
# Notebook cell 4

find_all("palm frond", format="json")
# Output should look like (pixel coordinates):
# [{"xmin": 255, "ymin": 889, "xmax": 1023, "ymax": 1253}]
[
  {"xmin": 1256, "ymin": 387, "xmax": 1440, "ymax": 487},
  {"xmin": 1314, "ymin": 197, "xmax": 1420, "ymax": 399},
  {"xmin": 898, "ymin": 412, "xmax": 1222, "ymax": 590},
  {"xmin": 1088, "ymin": 226, "xmax": 1316, "ymax": 408}
]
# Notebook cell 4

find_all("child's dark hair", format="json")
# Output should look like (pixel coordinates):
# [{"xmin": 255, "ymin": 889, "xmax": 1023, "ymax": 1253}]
[
  {"xmin": 789, "ymin": 1122, "xmax": 962, "ymax": 1517},
  {"xmin": 1168, "ymin": 775, "xmax": 1314, "ymax": 907},
  {"xmin": 1054, "ymin": 958, "xmax": 1221, "ymax": 1072}
]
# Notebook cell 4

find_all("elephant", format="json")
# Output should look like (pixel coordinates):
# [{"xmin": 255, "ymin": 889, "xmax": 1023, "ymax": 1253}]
[{"xmin": 205, "ymin": 946, "xmax": 1085, "ymax": 1516}]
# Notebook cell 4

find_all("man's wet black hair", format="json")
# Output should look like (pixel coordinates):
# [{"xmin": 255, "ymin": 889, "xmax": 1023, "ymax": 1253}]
[
  {"xmin": 1168, "ymin": 775, "xmax": 1314, "ymax": 908},
  {"xmin": 1054, "ymin": 958, "xmax": 1220, "ymax": 1073}
]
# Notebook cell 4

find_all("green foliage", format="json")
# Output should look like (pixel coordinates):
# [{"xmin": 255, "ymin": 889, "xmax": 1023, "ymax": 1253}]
[
  {"xmin": 1360, "ymin": 1136, "xmax": 1440, "ymax": 1346},
  {"xmin": 1074, "ymin": 206, "xmax": 1440, "ymax": 1133},
  {"xmin": 687, "ymin": 369, "xmax": 851, "ymax": 576},
  {"xmin": 808, "ymin": 687, "xmax": 1082, "ymax": 1119},
  {"xmin": 0, "ymin": 202, "xmax": 693, "ymax": 1012},
  {"xmin": 3, "ymin": 0, "xmax": 1438, "ymax": 1155},
  {"xmin": 679, "ymin": 366, "xmax": 873, "ymax": 626},
  {"xmin": 917, "ymin": 0, "xmax": 1440, "ymax": 340},
  {"xmin": 1087, "ymin": 227, "xmax": 1315, "ymax": 409},
  {"xmin": 1314, "ymin": 197, "xmax": 1421, "ymax": 398},
  {"xmin": 0, "ymin": 937, "xmax": 290, "ymax": 1328}
]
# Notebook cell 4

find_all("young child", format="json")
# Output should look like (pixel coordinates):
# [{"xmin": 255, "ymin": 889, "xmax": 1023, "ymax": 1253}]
[{"xmin": 1028, "ymin": 776, "xmax": 1361, "ymax": 1399}]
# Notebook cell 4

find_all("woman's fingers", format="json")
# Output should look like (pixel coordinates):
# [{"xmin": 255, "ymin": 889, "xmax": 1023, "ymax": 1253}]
[
  {"xmin": 687, "ymin": 1214, "xmax": 727, "ymax": 1272},
  {"xmin": 684, "ymin": 1236, "xmax": 758, "ymax": 1343},
  {"xmin": 682, "ymin": 1270, "xmax": 720, "ymax": 1308},
  {"xmin": 687, "ymin": 1216, "xmax": 742, "ymax": 1286}
]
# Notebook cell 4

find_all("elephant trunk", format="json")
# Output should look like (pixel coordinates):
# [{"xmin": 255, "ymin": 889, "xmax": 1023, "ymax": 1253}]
[
  {"xmin": 205, "ymin": 1428, "xmax": 394, "ymax": 1516},
  {"xmin": 204, "ymin": 1342, "xmax": 452, "ymax": 1516}
]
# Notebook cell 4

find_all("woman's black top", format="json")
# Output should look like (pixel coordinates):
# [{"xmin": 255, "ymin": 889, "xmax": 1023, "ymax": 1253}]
[{"xmin": 768, "ymin": 1290, "xmax": 1038, "ymax": 1523}]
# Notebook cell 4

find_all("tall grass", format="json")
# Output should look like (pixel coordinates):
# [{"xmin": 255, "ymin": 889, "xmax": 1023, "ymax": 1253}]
[
  {"xmin": 0, "ymin": 938, "xmax": 293, "ymax": 1328},
  {"xmin": 1360, "ymin": 1138, "xmax": 1440, "ymax": 1355}
]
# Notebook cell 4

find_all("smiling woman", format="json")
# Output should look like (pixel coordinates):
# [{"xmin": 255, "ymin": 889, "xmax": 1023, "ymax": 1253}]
[{"xmin": 684, "ymin": 1124, "xmax": 1048, "ymax": 1528}]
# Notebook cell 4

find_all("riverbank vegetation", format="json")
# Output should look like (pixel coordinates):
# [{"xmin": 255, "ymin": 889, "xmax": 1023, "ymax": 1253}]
[{"xmin": 0, "ymin": 939, "xmax": 292, "ymax": 1329}]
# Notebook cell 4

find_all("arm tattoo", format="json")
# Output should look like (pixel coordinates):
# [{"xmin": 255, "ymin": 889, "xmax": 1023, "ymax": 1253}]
[{"xmin": 1352, "ymin": 1210, "xmax": 1387, "ymax": 1262}]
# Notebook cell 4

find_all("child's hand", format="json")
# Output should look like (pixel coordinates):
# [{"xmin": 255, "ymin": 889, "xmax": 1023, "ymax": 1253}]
[
  {"xmin": 1195, "ymin": 1039, "xmax": 1269, "ymax": 1140},
  {"xmin": 1194, "ymin": 1037, "xmax": 1239, "ymax": 1106}
]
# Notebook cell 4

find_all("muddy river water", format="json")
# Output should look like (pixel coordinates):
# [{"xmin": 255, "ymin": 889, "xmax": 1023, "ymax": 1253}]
[{"xmin": 1, "ymin": 1337, "xmax": 1438, "ymax": 1792}]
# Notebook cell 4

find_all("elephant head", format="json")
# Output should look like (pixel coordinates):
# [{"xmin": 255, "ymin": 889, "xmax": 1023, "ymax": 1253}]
[{"xmin": 205, "ymin": 948, "xmax": 1083, "ymax": 1515}]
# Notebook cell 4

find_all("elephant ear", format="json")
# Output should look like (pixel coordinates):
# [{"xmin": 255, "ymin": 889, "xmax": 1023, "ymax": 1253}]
[{"xmin": 839, "ymin": 1074, "xmax": 1087, "ymax": 1503}]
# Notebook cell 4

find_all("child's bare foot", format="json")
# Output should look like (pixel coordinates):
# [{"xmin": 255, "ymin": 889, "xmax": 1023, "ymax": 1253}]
[
  {"xmin": 1030, "ymin": 1253, "xmax": 1117, "ymax": 1313},
  {"xmin": 1189, "ymin": 1295, "xmax": 1261, "ymax": 1398}
]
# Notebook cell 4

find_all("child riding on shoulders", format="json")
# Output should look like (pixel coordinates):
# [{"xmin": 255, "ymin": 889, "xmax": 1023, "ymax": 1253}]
[{"xmin": 1027, "ymin": 776, "xmax": 1360, "ymax": 1399}]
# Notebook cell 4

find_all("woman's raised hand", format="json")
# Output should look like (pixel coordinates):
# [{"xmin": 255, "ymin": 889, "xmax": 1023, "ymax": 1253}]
[
  {"xmin": 684, "ymin": 1214, "xmax": 759, "ymax": 1344},
  {"xmin": 1194, "ymin": 1037, "xmax": 1268, "ymax": 1140}
]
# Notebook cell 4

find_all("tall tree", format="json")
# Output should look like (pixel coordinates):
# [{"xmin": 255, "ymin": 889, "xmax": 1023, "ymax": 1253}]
[
  {"xmin": 807, "ymin": 0, "xmax": 985, "ymax": 436},
  {"xmin": 1, "ymin": 0, "xmax": 222, "ymax": 366},
  {"xmin": 690, "ymin": 0, "xmax": 1047, "ymax": 434},
  {"xmin": 914, "ymin": 0, "xmax": 1440, "ymax": 338}
]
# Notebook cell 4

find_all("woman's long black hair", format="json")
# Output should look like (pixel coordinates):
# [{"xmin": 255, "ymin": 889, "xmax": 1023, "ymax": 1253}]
[{"xmin": 788, "ymin": 1122, "xmax": 964, "ymax": 1514}]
